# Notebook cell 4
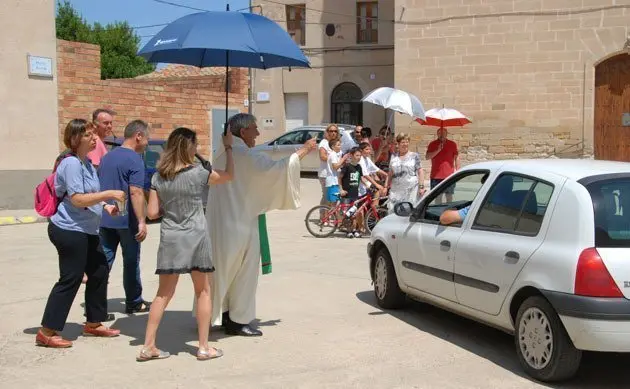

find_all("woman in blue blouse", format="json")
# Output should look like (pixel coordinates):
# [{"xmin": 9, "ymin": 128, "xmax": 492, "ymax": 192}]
[{"xmin": 37, "ymin": 119, "xmax": 126, "ymax": 348}]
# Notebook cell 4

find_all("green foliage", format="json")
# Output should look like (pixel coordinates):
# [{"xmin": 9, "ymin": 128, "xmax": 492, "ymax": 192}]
[{"xmin": 55, "ymin": 1, "xmax": 155, "ymax": 79}]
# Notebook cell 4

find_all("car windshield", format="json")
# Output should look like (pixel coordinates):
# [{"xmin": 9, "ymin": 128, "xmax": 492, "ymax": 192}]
[{"xmin": 583, "ymin": 176, "xmax": 630, "ymax": 248}]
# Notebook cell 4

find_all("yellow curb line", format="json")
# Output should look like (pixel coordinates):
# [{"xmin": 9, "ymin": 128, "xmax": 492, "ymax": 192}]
[{"xmin": 0, "ymin": 216, "xmax": 47, "ymax": 226}]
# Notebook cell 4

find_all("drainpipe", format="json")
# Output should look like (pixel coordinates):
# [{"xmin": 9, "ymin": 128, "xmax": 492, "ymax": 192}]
[{"xmin": 248, "ymin": 0, "xmax": 254, "ymax": 115}]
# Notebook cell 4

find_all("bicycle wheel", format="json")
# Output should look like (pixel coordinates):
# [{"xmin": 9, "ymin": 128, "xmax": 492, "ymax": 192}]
[
  {"xmin": 305, "ymin": 205, "xmax": 339, "ymax": 238},
  {"xmin": 364, "ymin": 206, "xmax": 388, "ymax": 234}
]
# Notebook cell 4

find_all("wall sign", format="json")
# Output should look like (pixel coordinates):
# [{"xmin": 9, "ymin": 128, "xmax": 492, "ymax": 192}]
[
  {"xmin": 623, "ymin": 113, "xmax": 630, "ymax": 127},
  {"xmin": 27, "ymin": 55, "xmax": 53, "ymax": 78},
  {"xmin": 256, "ymin": 92, "xmax": 270, "ymax": 102}
]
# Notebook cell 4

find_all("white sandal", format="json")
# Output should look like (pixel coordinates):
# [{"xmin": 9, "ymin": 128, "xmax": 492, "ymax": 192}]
[
  {"xmin": 197, "ymin": 347, "xmax": 224, "ymax": 361},
  {"xmin": 136, "ymin": 347, "xmax": 170, "ymax": 362}
]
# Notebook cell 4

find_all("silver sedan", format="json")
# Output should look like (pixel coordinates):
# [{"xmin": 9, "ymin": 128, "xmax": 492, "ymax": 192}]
[{"xmin": 252, "ymin": 125, "xmax": 351, "ymax": 173}]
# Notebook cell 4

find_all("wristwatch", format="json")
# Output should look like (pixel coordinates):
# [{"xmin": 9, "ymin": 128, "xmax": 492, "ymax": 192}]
[{"xmin": 224, "ymin": 145, "xmax": 232, "ymax": 151}]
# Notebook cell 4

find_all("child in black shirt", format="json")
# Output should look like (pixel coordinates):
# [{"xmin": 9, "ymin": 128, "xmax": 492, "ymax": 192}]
[{"xmin": 339, "ymin": 147, "xmax": 369, "ymax": 238}]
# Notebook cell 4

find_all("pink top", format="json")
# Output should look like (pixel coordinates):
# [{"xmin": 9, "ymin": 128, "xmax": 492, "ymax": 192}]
[{"xmin": 87, "ymin": 137, "xmax": 108, "ymax": 166}]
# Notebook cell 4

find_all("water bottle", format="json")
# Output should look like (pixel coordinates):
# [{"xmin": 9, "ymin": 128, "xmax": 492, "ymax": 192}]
[{"xmin": 346, "ymin": 205, "xmax": 358, "ymax": 217}]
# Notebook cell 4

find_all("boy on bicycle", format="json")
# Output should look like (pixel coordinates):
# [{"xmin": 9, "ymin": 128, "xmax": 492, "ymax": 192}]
[{"xmin": 339, "ymin": 147, "xmax": 369, "ymax": 238}]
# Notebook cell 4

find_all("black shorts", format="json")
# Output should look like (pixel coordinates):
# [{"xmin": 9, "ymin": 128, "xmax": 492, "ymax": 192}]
[{"xmin": 341, "ymin": 197, "xmax": 358, "ymax": 205}]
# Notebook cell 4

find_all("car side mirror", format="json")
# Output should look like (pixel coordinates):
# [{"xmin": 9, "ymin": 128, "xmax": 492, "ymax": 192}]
[
  {"xmin": 394, "ymin": 202, "xmax": 414, "ymax": 217},
  {"xmin": 272, "ymin": 141, "xmax": 279, "ymax": 150}
]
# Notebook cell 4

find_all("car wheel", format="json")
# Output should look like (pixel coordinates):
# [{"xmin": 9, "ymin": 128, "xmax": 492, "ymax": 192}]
[
  {"xmin": 514, "ymin": 296, "xmax": 582, "ymax": 382},
  {"xmin": 373, "ymin": 248, "xmax": 406, "ymax": 309}
]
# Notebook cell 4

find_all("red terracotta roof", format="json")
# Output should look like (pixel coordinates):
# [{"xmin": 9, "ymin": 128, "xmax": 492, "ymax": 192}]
[{"xmin": 136, "ymin": 64, "xmax": 226, "ymax": 79}]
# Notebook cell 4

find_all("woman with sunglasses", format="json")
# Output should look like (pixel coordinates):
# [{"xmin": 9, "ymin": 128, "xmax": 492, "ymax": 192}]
[
  {"xmin": 317, "ymin": 124, "xmax": 340, "ymax": 215},
  {"xmin": 137, "ymin": 127, "xmax": 234, "ymax": 362}
]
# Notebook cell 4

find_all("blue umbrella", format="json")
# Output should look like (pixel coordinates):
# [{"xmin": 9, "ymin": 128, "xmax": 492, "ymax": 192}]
[{"xmin": 138, "ymin": 7, "xmax": 310, "ymax": 134}]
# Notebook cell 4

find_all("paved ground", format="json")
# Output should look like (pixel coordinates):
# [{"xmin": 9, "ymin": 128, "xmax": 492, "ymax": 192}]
[{"xmin": 1, "ymin": 177, "xmax": 629, "ymax": 388}]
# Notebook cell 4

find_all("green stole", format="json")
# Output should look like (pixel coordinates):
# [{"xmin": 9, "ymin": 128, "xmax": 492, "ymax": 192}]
[{"xmin": 258, "ymin": 214, "xmax": 272, "ymax": 274}]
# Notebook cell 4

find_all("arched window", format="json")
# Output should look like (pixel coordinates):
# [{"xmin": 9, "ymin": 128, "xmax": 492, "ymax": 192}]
[{"xmin": 331, "ymin": 82, "xmax": 363, "ymax": 125}]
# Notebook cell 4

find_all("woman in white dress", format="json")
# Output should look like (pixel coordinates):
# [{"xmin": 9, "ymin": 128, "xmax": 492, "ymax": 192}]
[{"xmin": 387, "ymin": 133, "xmax": 426, "ymax": 213}]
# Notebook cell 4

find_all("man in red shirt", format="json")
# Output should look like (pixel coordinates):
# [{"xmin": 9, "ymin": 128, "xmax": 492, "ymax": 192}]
[
  {"xmin": 88, "ymin": 108, "xmax": 115, "ymax": 167},
  {"xmin": 425, "ymin": 127, "xmax": 460, "ymax": 203}
]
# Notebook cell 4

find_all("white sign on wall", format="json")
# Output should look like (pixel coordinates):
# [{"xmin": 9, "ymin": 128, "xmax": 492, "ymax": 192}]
[
  {"xmin": 27, "ymin": 55, "xmax": 53, "ymax": 78},
  {"xmin": 257, "ymin": 92, "xmax": 270, "ymax": 102}
]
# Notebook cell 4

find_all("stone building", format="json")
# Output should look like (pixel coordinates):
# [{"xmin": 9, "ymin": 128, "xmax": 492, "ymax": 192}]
[
  {"xmin": 251, "ymin": 0, "xmax": 395, "ymax": 142},
  {"xmin": 395, "ymin": 0, "xmax": 630, "ymax": 165}
]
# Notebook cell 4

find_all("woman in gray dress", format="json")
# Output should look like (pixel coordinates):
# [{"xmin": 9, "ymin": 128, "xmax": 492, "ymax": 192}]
[{"xmin": 137, "ymin": 127, "xmax": 234, "ymax": 362}]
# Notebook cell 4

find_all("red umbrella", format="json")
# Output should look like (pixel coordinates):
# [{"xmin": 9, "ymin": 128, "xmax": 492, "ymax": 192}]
[{"xmin": 415, "ymin": 107, "xmax": 471, "ymax": 127}]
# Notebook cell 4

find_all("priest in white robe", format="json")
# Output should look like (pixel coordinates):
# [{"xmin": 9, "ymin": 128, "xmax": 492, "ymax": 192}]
[{"xmin": 196, "ymin": 113, "xmax": 316, "ymax": 336}]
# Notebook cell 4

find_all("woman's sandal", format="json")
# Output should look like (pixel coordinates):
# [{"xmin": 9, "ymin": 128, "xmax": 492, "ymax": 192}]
[
  {"xmin": 136, "ymin": 347, "xmax": 170, "ymax": 362},
  {"xmin": 197, "ymin": 347, "xmax": 224, "ymax": 361}
]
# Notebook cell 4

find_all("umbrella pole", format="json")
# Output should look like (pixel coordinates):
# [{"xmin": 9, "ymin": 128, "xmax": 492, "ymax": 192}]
[
  {"xmin": 224, "ymin": 52, "xmax": 229, "ymax": 136},
  {"xmin": 224, "ymin": 2, "xmax": 231, "ymax": 136}
]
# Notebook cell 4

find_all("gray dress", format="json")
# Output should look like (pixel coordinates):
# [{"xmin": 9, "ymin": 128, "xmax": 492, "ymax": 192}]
[{"xmin": 151, "ymin": 164, "xmax": 214, "ymax": 274}]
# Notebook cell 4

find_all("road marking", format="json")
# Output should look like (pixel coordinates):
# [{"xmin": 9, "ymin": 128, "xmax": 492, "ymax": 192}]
[{"xmin": 0, "ymin": 217, "xmax": 17, "ymax": 225}]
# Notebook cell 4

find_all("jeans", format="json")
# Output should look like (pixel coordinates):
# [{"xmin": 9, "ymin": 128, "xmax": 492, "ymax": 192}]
[
  {"xmin": 99, "ymin": 227, "xmax": 143, "ymax": 305},
  {"xmin": 42, "ymin": 223, "xmax": 109, "ymax": 331}
]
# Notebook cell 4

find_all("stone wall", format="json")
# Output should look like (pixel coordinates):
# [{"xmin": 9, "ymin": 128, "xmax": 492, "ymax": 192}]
[
  {"xmin": 56, "ymin": 39, "xmax": 248, "ymax": 156},
  {"xmin": 395, "ymin": 0, "xmax": 630, "ymax": 167}
]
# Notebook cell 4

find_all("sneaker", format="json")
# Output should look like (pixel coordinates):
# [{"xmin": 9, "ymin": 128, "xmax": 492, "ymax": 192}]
[
  {"xmin": 353, "ymin": 231, "xmax": 362, "ymax": 238},
  {"xmin": 346, "ymin": 232, "xmax": 354, "ymax": 238}
]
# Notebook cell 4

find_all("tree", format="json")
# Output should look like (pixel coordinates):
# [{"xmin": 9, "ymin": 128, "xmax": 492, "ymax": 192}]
[{"xmin": 55, "ymin": 1, "xmax": 155, "ymax": 79}]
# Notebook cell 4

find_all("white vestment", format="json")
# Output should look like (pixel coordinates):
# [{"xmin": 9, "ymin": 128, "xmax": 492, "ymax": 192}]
[{"xmin": 193, "ymin": 136, "xmax": 301, "ymax": 326}]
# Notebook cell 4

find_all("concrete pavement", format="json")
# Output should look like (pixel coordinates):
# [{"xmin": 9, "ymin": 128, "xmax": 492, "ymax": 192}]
[{"xmin": 0, "ymin": 178, "xmax": 629, "ymax": 388}]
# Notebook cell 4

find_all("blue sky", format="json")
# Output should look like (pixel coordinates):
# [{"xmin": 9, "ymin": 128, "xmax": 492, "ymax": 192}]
[{"xmin": 63, "ymin": 0, "xmax": 250, "ymax": 48}]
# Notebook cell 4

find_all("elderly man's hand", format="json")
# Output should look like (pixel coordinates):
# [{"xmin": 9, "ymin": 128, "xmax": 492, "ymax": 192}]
[
  {"xmin": 304, "ymin": 137, "xmax": 317, "ymax": 151},
  {"xmin": 222, "ymin": 130, "xmax": 233, "ymax": 148}
]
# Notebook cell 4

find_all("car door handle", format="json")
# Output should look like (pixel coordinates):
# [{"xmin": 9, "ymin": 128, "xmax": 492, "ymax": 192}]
[
  {"xmin": 504, "ymin": 251, "xmax": 520, "ymax": 263},
  {"xmin": 440, "ymin": 240, "xmax": 451, "ymax": 249}
]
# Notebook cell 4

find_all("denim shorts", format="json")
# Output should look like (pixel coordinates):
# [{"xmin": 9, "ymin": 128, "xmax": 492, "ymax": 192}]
[{"xmin": 326, "ymin": 185, "xmax": 340, "ymax": 202}]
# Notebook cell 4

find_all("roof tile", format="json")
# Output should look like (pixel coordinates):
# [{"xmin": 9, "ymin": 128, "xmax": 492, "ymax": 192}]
[{"xmin": 136, "ymin": 64, "xmax": 226, "ymax": 79}]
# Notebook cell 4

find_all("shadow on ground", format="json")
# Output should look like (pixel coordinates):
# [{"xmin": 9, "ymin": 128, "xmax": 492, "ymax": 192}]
[
  {"xmin": 111, "ymin": 311, "xmax": 280, "ymax": 357},
  {"xmin": 356, "ymin": 290, "xmax": 630, "ymax": 389},
  {"xmin": 24, "ymin": 297, "xmax": 280, "ymax": 357}
]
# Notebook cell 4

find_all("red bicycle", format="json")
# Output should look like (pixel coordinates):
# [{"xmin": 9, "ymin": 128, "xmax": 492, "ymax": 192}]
[{"xmin": 304, "ymin": 187, "xmax": 389, "ymax": 238}]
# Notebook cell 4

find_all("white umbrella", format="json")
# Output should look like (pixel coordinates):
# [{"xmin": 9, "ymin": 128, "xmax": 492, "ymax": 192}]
[{"xmin": 362, "ymin": 87, "xmax": 426, "ymax": 123}]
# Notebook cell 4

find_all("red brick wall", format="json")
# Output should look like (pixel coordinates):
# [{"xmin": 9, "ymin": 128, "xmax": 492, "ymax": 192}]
[{"xmin": 56, "ymin": 39, "xmax": 248, "ymax": 156}]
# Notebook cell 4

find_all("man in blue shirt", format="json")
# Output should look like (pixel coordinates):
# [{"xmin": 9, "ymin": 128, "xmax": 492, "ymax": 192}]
[{"xmin": 98, "ymin": 120, "xmax": 151, "ymax": 314}]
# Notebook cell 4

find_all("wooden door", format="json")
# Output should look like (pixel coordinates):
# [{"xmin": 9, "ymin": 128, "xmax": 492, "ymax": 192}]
[{"xmin": 594, "ymin": 54, "xmax": 630, "ymax": 161}]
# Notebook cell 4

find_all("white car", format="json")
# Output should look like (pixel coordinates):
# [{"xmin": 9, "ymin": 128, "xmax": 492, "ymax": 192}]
[
  {"xmin": 367, "ymin": 159, "xmax": 630, "ymax": 382},
  {"xmin": 252, "ymin": 125, "xmax": 352, "ymax": 173}
]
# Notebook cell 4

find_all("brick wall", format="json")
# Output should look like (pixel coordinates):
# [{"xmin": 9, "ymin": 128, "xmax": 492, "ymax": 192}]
[
  {"xmin": 395, "ymin": 0, "xmax": 630, "ymax": 167},
  {"xmin": 56, "ymin": 39, "xmax": 248, "ymax": 156}
]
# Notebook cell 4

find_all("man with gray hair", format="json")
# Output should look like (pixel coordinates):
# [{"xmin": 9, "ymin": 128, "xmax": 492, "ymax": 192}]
[
  {"xmin": 197, "ymin": 113, "xmax": 316, "ymax": 336},
  {"xmin": 98, "ymin": 119, "xmax": 152, "ymax": 315}
]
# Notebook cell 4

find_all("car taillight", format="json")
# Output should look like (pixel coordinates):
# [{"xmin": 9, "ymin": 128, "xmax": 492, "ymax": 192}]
[{"xmin": 575, "ymin": 247, "xmax": 623, "ymax": 298}]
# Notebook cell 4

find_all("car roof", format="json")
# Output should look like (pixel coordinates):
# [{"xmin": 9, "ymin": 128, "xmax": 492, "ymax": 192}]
[
  {"xmin": 465, "ymin": 159, "xmax": 630, "ymax": 181},
  {"xmin": 104, "ymin": 136, "xmax": 165, "ymax": 145},
  {"xmin": 287, "ymin": 124, "xmax": 352, "ymax": 130}
]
